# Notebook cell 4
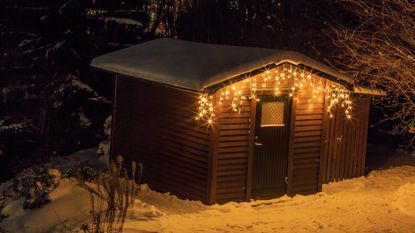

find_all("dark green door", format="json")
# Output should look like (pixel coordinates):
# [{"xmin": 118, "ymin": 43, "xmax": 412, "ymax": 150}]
[{"xmin": 252, "ymin": 95, "xmax": 291, "ymax": 198}]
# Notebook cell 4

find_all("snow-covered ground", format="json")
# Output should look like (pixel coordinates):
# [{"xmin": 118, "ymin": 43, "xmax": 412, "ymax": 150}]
[{"xmin": 1, "ymin": 149, "xmax": 415, "ymax": 233}]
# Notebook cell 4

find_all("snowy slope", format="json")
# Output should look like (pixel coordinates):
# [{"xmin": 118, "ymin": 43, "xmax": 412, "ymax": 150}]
[{"xmin": 1, "ymin": 150, "xmax": 415, "ymax": 233}]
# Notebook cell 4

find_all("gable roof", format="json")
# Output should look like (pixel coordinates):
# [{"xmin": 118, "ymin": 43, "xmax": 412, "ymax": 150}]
[{"xmin": 91, "ymin": 38, "xmax": 354, "ymax": 91}]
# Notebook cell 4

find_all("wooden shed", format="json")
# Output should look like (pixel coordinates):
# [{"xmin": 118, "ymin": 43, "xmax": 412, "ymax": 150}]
[{"xmin": 91, "ymin": 38, "xmax": 384, "ymax": 204}]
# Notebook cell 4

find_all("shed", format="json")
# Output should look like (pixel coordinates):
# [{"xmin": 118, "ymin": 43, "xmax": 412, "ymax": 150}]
[{"xmin": 91, "ymin": 38, "xmax": 384, "ymax": 204}]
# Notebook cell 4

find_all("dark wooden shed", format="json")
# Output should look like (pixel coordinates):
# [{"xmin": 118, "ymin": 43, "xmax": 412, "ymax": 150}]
[{"xmin": 91, "ymin": 38, "xmax": 384, "ymax": 204}]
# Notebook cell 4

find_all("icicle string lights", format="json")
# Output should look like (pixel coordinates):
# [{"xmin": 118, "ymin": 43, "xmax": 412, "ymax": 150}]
[
  {"xmin": 195, "ymin": 94, "xmax": 214, "ymax": 125},
  {"xmin": 326, "ymin": 84, "xmax": 353, "ymax": 119},
  {"xmin": 195, "ymin": 64, "xmax": 353, "ymax": 126}
]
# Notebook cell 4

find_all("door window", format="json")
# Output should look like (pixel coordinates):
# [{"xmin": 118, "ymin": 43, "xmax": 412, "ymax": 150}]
[{"xmin": 261, "ymin": 102, "xmax": 285, "ymax": 127}]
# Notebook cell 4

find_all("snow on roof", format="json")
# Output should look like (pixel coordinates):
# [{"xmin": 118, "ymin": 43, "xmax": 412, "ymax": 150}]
[
  {"xmin": 353, "ymin": 86, "xmax": 386, "ymax": 96},
  {"xmin": 91, "ymin": 38, "xmax": 354, "ymax": 91}
]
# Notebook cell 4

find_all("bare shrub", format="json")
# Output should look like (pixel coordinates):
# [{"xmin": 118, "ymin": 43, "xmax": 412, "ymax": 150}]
[{"xmin": 79, "ymin": 156, "xmax": 142, "ymax": 233}]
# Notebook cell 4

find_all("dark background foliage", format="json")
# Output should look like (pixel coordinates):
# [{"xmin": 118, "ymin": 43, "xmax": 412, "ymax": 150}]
[{"xmin": 0, "ymin": 0, "xmax": 405, "ymax": 182}]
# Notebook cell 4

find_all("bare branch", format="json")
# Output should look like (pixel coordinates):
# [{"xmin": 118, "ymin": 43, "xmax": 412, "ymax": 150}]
[{"xmin": 333, "ymin": 0, "xmax": 415, "ymax": 146}]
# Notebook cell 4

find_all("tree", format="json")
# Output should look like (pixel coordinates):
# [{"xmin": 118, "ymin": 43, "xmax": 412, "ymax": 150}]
[
  {"xmin": 332, "ymin": 0, "xmax": 415, "ymax": 145},
  {"xmin": 0, "ymin": 0, "xmax": 150, "ymax": 180}
]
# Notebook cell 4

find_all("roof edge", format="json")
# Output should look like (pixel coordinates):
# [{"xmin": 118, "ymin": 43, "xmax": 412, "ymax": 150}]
[
  {"xmin": 90, "ymin": 66, "xmax": 201, "ymax": 94},
  {"xmin": 204, "ymin": 61, "xmax": 355, "ymax": 94},
  {"xmin": 94, "ymin": 57, "xmax": 384, "ymax": 97},
  {"xmin": 353, "ymin": 86, "xmax": 386, "ymax": 96}
]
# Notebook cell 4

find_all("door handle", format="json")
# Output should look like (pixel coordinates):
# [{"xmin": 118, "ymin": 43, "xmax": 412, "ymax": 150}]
[{"xmin": 255, "ymin": 142, "xmax": 262, "ymax": 146}]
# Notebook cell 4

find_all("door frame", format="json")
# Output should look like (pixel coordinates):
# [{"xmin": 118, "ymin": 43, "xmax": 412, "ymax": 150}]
[{"xmin": 245, "ymin": 93, "xmax": 296, "ymax": 200}]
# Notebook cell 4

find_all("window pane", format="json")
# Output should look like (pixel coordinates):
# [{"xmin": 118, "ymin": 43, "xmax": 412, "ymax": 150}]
[{"xmin": 261, "ymin": 102, "xmax": 285, "ymax": 127}]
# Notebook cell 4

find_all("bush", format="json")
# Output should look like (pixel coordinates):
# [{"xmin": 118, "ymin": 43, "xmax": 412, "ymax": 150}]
[
  {"xmin": 13, "ymin": 167, "xmax": 61, "ymax": 209},
  {"xmin": 65, "ymin": 161, "xmax": 99, "ymax": 182}
]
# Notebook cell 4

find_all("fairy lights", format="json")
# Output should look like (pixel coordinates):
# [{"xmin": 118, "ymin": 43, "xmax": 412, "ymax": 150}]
[
  {"xmin": 326, "ymin": 84, "xmax": 353, "ymax": 119},
  {"xmin": 195, "ymin": 64, "xmax": 353, "ymax": 126},
  {"xmin": 195, "ymin": 93, "xmax": 214, "ymax": 125}
]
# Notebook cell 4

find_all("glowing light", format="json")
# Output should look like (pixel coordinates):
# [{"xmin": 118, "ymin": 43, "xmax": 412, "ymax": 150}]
[
  {"xmin": 326, "ymin": 83, "xmax": 353, "ymax": 120},
  {"xmin": 196, "ymin": 93, "xmax": 215, "ymax": 125},
  {"xmin": 195, "ymin": 64, "xmax": 353, "ymax": 126}
]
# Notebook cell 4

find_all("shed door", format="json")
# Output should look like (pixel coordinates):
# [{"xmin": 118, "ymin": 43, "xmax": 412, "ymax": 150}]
[{"xmin": 252, "ymin": 95, "xmax": 291, "ymax": 198}]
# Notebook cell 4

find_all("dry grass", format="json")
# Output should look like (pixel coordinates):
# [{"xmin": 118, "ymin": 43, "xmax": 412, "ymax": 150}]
[{"xmin": 79, "ymin": 156, "xmax": 142, "ymax": 233}]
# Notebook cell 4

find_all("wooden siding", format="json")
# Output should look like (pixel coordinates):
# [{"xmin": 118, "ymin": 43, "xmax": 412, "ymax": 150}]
[
  {"xmin": 288, "ymin": 79, "xmax": 326, "ymax": 195},
  {"xmin": 211, "ymin": 67, "xmax": 327, "ymax": 203},
  {"xmin": 320, "ymin": 95, "xmax": 370, "ymax": 183},
  {"xmin": 110, "ymin": 65, "xmax": 372, "ymax": 204},
  {"xmin": 214, "ymin": 98, "xmax": 252, "ymax": 203},
  {"xmin": 111, "ymin": 75, "xmax": 211, "ymax": 202}
]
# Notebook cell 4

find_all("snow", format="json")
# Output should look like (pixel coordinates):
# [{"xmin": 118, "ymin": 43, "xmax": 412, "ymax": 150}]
[
  {"xmin": 91, "ymin": 38, "xmax": 354, "ymax": 91},
  {"xmin": 45, "ymin": 148, "xmax": 108, "ymax": 172},
  {"xmin": 97, "ymin": 115, "xmax": 111, "ymax": 159},
  {"xmin": 53, "ymin": 76, "xmax": 102, "ymax": 109},
  {"xmin": 1, "ymin": 150, "xmax": 415, "ymax": 233},
  {"xmin": 1, "ymin": 179, "xmax": 91, "ymax": 233},
  {"xmin": 149, "ymin": 165, "xmax": 415, "ymax": 233},
  {"xmin": 0, "ymin": 122, "xmax": 24, "ymax": 133},
  {"xmin": 97, "ymin": 17, "xmax": 143, "ymax": 27},
  {"xmin": 393, "ymin": 182, "xmax": 415, "ymax": 217},
  {"xmin": 78, "ymin": 111, "xmax": 92, "ymax": 128},
  {"xmin": 353, "ymin": 86, "xmax": 386, "ymax": 96}
]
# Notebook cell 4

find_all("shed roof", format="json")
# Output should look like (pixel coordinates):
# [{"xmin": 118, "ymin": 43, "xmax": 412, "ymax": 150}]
[{"xmin": 91, "ymin": 38, "xmax": 354, "ymax": 91}]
